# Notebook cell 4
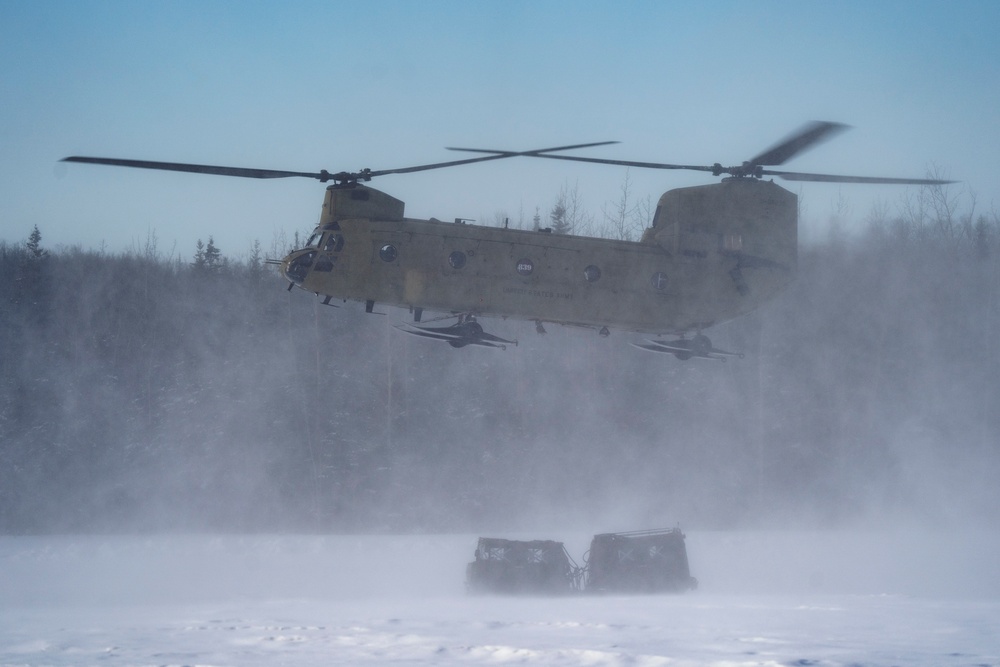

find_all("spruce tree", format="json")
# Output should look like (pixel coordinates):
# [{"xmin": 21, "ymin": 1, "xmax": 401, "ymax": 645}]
[
  {"xmin": 550, "ymin": 199, "xmax": 571, "ymax": 235},
  {"xmin": 192, "ymin": 239, "xmax": 206, "ymax": 271},
  {"xmin": 26, "ymin": 225, "xmax": 48, "ymax": 259},
  {"xmin": 204, "ymin": 236, "xmax": 222, "ymax": 272}
]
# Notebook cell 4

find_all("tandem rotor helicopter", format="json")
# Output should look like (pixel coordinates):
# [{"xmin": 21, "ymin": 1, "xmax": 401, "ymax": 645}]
[{"xmin": 63, "ymin": 121, "xmax": 951, "ymax": 360}]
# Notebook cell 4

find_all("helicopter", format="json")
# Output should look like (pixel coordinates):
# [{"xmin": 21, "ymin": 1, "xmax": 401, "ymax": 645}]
[{"xmin": 63, "ymin": 122, "xmax": 951, "ymax": 360}]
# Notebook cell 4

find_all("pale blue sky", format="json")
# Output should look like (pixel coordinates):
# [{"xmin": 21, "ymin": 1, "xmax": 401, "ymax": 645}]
[{"xmin": 2, "ymin": 1, "xmax": 998, "ymax": 255}]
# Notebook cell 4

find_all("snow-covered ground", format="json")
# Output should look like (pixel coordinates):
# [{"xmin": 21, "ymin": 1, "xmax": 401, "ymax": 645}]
[{"xmin": 2, "ymin": 531, "xmax": 998, "ymax": 666}]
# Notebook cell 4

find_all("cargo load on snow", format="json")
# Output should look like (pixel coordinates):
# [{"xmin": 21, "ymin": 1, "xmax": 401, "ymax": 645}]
[
  {"xmin": 465, "ymin": 528, "xmax": 696, "ymax": 595},
  {"xmin": 465, "ymin": 537, "xmax": 583, "ymax": 594},
  {"xmin": 586, "ymin": 528, "xmax": 697, "ymax": 593}
]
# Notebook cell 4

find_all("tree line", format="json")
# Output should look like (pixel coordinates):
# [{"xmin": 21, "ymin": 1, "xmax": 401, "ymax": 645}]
[{"xmin": 1, "ymin": 186, "xmax": 998, "ymax": 533}]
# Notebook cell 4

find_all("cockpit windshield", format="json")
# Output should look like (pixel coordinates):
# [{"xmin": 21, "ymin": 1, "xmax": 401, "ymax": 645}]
[{"xmin": 284, "ymin": 250, "xmax": 316, "ymax": 284}]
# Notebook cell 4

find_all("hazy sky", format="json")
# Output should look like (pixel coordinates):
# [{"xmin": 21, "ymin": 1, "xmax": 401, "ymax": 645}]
[{"xmin": 2, "ymin": 0, "xmax": 998, "ymax": 256}]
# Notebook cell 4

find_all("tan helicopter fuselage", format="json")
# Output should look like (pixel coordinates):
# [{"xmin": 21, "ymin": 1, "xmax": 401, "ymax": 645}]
[{"xmin": 281, "ymin": 178, "xmax": 797, "ymax": 335}]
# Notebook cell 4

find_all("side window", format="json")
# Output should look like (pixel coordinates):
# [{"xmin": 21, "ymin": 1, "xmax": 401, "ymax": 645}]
[
  {"xmin": 324, "ymin": 234, "xmax": 344, "ymax": 252},
  {"xmin": 379, "ymin": 244, "xmax": 398, "ymax": 262}
]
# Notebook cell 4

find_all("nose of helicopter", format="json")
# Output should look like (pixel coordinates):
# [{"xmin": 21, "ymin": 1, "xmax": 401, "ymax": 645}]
[{"xmin": 281, "ymin": 249, "xmax": 316, "ymax": 285}]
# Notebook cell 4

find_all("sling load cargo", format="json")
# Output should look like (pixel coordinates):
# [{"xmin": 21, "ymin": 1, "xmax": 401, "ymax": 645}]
[
  {"xmin": 586, "ymin": 528, "xmax": 697, "ymax": 593},
  {"xmin": 466, "ymin": 528, "xmax": 696, "ymax": 595},
  {"xmin": 465, "ymin": 537, "xmax": 583, "ymax": 595}
]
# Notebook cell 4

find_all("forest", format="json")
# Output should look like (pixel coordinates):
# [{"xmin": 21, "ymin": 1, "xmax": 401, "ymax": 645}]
[{"xmin": 2, "ymin": 184, "xmax": 998, "ymax": 534}]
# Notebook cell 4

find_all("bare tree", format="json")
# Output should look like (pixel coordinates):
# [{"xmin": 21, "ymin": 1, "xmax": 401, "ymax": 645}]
[
  {"xmin": 633, "ymin": 192, "xmax": 655, "ymax": 238},
  {"xmin": 490, "ymin": 210, "xmax": 511, "ymax": 228},
  {"xmin": 600, "ymin": 170, "xmax": 647, "ymax": 241},
  {"xmin": 827, "ymin": 190, "xmax": 852, "ymax": 245},
  {"xmin": 269, "ymin": 228, "xmax": 289, "ymax": 260}
]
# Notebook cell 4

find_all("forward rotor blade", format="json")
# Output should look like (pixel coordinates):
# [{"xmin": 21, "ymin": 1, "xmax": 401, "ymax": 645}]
[
  {"xmin": 448, "ymin": 148, "xmax": 715, "ymax": 174},
  {"xmin": 370, "ymin": 141, "xmax": 617, "ymax": 177},
  {"xmin": 61, "ymin": 156, "xmax": 326, "ymax": 180},
  {"xmin": 763, "ymin": 169, "xmax": 956, "ymax": 185},
  {"xmin": 64, "ymin": 141, "xmax": 619, "ymax": 184},
  {"xmin": 748, "ymin": 121, "xmax": 849, "ymax": 166},
  {"xmin": 445, "ymin": 141, "xmax": 618, "ymax": 157}
]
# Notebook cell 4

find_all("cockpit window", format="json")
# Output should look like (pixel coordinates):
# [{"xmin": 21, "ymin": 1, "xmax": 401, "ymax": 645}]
[
  {"xmin": 285, "ymin": 250, "xmax": 316, "ymax": 284},
  {"xmin": 306, "ymin": 232, "xmax": 321, "ymax": 247}
]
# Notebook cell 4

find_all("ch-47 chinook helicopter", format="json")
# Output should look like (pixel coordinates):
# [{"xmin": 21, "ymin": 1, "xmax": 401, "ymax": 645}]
[{"xmin": 63, "ymin": 122, "xmax": 951, "ymax": 360}]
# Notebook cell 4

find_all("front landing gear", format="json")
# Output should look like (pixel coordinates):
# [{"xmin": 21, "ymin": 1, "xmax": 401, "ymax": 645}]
[{"xmin": 396, "ymin": 314, "xmax": 518, "ymax": 350}]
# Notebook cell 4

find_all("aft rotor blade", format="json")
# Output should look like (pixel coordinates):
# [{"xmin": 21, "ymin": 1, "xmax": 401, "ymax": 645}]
[
  {"xmin": 454, "ymin": 137, "xmax": 954, "ymax": 185},
  {"xmin": 748, "ymin": 121, "xmax": 849, "ymax": 166},
  {"xmin": 764, "ymin": 169, "xmax": 956, "ymax": 185},
  {"xmin": 61, "ymin": 156, "xmax": 326, "ymax": 180},
  {"xmin": 449, "ymin": 124, "xmax": 849, "ymax": 173}
]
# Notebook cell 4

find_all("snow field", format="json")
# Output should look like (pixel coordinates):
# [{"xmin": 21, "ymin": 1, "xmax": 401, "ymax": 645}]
[{"xmin": 1, "ymin": 532, "xmax": 997, "ymax": 666}]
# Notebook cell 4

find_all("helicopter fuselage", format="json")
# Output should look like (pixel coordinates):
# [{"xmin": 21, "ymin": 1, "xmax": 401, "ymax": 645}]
[
  {"xmin": 281, "ymin": 178, "xmax": 797, "ymax": 336},
  {"xmin": 64, "ymin": 122, "xmax": 946, "ymax": 350}
]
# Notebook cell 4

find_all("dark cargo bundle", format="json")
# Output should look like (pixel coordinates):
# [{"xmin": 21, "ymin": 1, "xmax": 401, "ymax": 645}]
[
  {"xmin": 586, "ymin": 528, "xmax": 697, "ymax": 593},
  {"xmin": 465, "ymin": 528, "xmax": 696, "ymax": 595},
  {"xmin": 466, "ymin": 537, "xmax": 582, "ymax": 594}
]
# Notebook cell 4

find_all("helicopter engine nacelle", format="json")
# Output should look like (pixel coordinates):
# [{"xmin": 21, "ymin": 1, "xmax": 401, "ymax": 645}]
[
  {"xmin": 320, "ymin": 184, "xmax": 405, "ymax": 226},
  {"xmin": 651, "ymin": 179, "xmax": 796, "ymax": 263}
]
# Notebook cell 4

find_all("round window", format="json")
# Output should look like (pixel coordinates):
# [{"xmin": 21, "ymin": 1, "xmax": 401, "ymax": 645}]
[
  {"xmin": 651, "ymin": 271, "xmax": 669, "ymax": 290},
  {"xmin": 379, "ymin": 244, "xmax": 397, "ymax": 262},
  {"xmin": 516, "ymin": 258, "xmax": 534, "ymax": 276},
  {"xmin": 448, "ymin": 251, "xmax": 467, "ymax": 269},
  {"xmin": 583, "ymin": 265, "xmax": 601, "ymax": 282}
]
